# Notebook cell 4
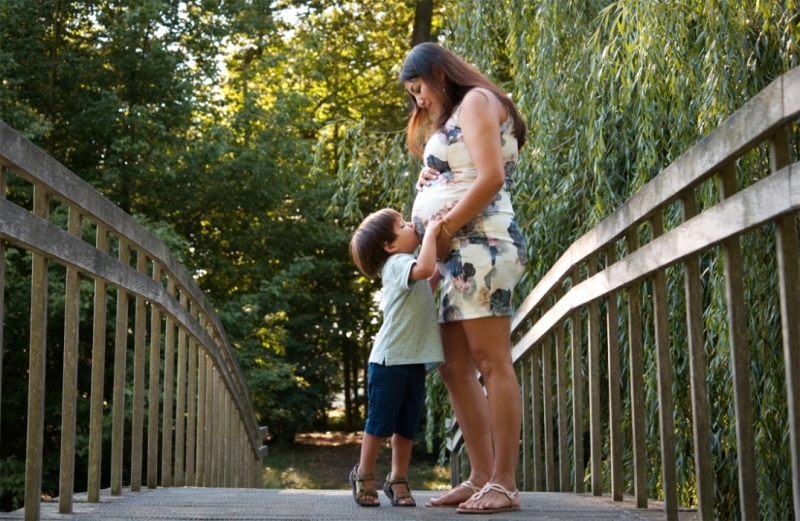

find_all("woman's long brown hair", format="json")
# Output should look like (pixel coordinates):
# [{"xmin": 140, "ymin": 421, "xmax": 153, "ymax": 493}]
[{"xmin": 400, "ymin": 42, "xmax": 528, "ymax": 158}]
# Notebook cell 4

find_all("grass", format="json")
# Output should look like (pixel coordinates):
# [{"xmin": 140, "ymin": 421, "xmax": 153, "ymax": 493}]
[{"xmin": 262, "ymin": 431, "xmax": 450, "ymax": 491}]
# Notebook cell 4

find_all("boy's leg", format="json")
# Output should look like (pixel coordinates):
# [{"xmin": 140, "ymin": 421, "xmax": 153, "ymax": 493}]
[
  {"xmin": 356, "ymin": 433, "xmax": 384, "ymax": 505},
  {"xmin": 389, "ymin": 433, "xmax": 414, "ymax": 504}
]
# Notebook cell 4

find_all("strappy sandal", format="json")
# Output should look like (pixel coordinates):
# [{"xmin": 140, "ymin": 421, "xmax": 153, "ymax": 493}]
[
  {"xmin": 349, "ymin": 464, "xmax": 379, "ymax": 507},
  {"xmin": 424, "ymin": 480, "xmax": 481, "ymax": 508},
  {"xmin": 383, "ymin": 473, "xmax": 416, "ymax": 507},
  {"xmin": 456, "ymin": 482, "xmax": 520, "ymax": 514}
]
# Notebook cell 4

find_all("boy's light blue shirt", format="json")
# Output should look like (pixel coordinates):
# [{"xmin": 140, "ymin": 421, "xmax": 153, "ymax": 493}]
[{"xmin": 369, "ymin": 253, "xmax": 444, "ymax": 368}]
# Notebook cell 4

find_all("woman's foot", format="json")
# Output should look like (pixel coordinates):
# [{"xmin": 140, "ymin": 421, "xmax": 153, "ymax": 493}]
[
  {"xmin": 425, "ymin": 480, "xmax": 482, "ymax": 507},
  {"xmin": 457, "ymin": 482, "xmax": 520, "ymax": 514}
]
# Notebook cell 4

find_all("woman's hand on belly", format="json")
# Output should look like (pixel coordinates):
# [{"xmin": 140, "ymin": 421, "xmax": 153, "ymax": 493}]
[{"xmin": 416, "ymin": 166, "xmax": 440, "ymax": 192}]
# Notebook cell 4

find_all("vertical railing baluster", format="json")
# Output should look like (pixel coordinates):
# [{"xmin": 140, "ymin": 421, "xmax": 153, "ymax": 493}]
[
  {"xmin": 131, "ymin": 250, "xmax": 147, "ymax": 491},
  {"xmin": 718, "ymin": 166, "xmax": 758, "ymax": 520},
  {"xmin": 225, "ymin": 385, "xmax": 231, "ymax": 487},
  {"xmin": 570, "ymin": 269, "xmax": 584, "ymax": 493},
  {"xmin": 587, "ymin": 255, "xmax": 602, "ymax": 496},
  {"xmin": 0, "ymin": 166, "xmax": 6, "ymax": 456},
  {"xmin": 174, "ymin": 294, "xmax": 188, "ymax": 486},
  {"xmin": 221, "ymin": 390, "xmax": 228, "ymax": 486},
  {"xmin": 719, "ymin": 164, "xmax": 758, "ymax": 521},
  {"xmin": 24, "ymin": 185, "xmax": 49, "ymax": 521},
  {"xmin": 196, "ymin": 349, "xmax": 206, "ymax": 486},
  {"xmin": 161, "ymin": 278, "xmax": 177, "ymax": 487},
  {"xmin": 606, "ymin": 246, "xmax": 623, "ymax": 501},
  {"xmin": 531, "ymin": 345, "xmax": 544, "ymax": 490},
  {"xmin": 651, "ymin": 212, "xmax": 678, "ymax": 521},
  {"xmin": 770, "ymin": 127, "xmax": 800, "ymax": 521},
  {"xmin": 186, "ymin": 327, "xmax": 197, "ymax": 486},
  {"xmin": 111, "ymin": 238, "xmax": 130, "ymax": 497},
  {"xmin": 626, "ymin": 231, "xmax": 647, "ymax": 508},
  {"xmin": 59, "ymin": 208, "xmax": 82, "ymax": 513},
  {"xmin": 681, "ymin": 193, "xmax": 714, "ymax": 520},
  {"xmin": 555, "ymin": 287, "xmax": 569, "ymax": 492},
  {"xmin": 542, "ymin": 330, "xmax": 555, "ymax": 491},
  {"xmin": 87, "ymin": 224, "xmax": 108, "ymax": 503},
  {"xmin": 204, "ymin": 359, "xmax": 214, "ymax": 487},
  {"xmin": 211, "ymin": 367, "xmax": 223, "ymax": 487},
  {"xmin": 147, "ymin": 264, "xmax": 162, "ymax": 490},
  {"xmin": 520, "ymin": 353, "xmax": 532, "ymax": 491}
]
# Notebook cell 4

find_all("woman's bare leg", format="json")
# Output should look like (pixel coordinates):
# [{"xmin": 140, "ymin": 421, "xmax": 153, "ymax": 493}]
[
  {"xmin": 427, "ymin": 321, "xmax": 493, "ymax": 506},
  {"xmin": 458, "ymin": 315, "xmax": 521, "ymax": 510}
]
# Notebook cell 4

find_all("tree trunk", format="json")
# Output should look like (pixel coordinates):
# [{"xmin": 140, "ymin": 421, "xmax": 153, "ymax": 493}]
[{"xmin": 411, "ymin": 0, "xmax": 434, "ymax": 48}]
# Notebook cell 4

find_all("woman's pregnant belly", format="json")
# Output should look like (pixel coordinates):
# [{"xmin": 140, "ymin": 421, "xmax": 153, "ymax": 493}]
[{"xmin": 412, "ymin": 169, "xmax": 516, "ymax": 241}]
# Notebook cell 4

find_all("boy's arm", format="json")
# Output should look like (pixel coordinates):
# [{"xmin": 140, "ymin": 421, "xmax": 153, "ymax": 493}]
[{"xmin": 409, "ymin": 217, "xmax": 443, "ymax": 281}]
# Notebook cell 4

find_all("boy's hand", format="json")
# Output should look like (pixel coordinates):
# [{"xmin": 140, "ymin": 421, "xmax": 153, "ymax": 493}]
[{"xmin": 425, "ymin": 216, "xmax": 444, "ymax": 237}]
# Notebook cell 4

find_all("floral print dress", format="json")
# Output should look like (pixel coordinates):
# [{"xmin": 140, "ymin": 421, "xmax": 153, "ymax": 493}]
[{"xmin": 412, "ymin": 102, "xmax": 527, "ymax": 323}]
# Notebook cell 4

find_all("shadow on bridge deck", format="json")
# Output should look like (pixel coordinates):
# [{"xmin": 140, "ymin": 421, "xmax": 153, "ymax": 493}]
[{"xmin": 0, "ymin": 488, "xmax": 697, "ymax": 520}]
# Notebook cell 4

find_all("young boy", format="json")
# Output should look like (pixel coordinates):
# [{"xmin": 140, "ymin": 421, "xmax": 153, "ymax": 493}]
[{"xmin": 348, "ymin": 209, "xmax": 445, "ymax": 507}]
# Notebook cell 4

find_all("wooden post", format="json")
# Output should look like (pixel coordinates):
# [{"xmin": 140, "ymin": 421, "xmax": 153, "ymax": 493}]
[
  {"xmin": 204, "ymin": 359, "xmax": 214, "ymax": 487},
  {"xmin": 681, "ymin": 193, "xmax": 714, "ymax": 520},
  {"xmin": 531, "ymin": 345, "xmax": 544, "ymax": 490},
  {"xmin": 651, "ymin": 212, "xmax": 678, "ymax": 521},
  {"xmin": 147, "ymin": 264, "xmax": 162, "ymax": 489},
  {"xmin": 718, "ymin": 166, "xmax": 758, "ymax": 520},
  {"xmin": 606, "ymin": 246, "xmax": 623, "ymax": 502},
  {"xmin": 24, "ymin": 185, "xmax": 49, "ymax": 521},
  {"xmin": 555, "ymin": 287, "xmax": 569, "ymax": 492},
  {"xmin": 626, "ymin": 231, "xmax": 647, "ymax": 508},
  {"xmin": 587, "ymin": 255, "xmax": 602, "ymax": 496},
  {"xmin": 174, "ymin": 294, "xmax": 188, "ymax": 486},
  {"xmin": 87, "ymin": 224, "xmax": 108, "ymax": 503},
  {"xmin": 131, "ymin": 250, "xmax": 148, "ymax": 491},
  {"xmin": 0, "ymin": 166, "xmax": 6, "ymax": 457},
  {"xmin": 542, "ymin": 331, "xmax": 556, "ymax": 491},
  {"xmin": 161, "ymin": 278, "xmax": 177, "ymax": 487},
  {"xmin": 186, "ymin": 331, "xmax": 198, "ymax": 486},
  {"xmin": 196, "ymin": 350, "xmax": 206, "ymax": 486},
  {"xmin": 59, "ymin": 208, "xmax": 82, "ymax": 513},
  {"xmin": 111, "ymin": 239, "xmax": 130, "ymax": 496},
  {"xmin": 570, "ymin": 269, "xmax": 584, "ymax": 493},
  {"xmin": 520, "ymin": 353, "xmax": 532, "ymax": 491},
  {"xmin": 771, "ymin": 127, "xmax": 800, "ymax": 521}
]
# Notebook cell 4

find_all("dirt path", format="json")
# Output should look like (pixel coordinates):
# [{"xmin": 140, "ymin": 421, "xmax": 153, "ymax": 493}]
[{"xmin": 263, "ymin": 432, "xmax": 448, "ymax": 491}]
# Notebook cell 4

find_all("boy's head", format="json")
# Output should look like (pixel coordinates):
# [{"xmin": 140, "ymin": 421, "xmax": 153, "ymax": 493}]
[{"xmin": 350, "ymin": 209, "xmax": 403, "ymax": 277}]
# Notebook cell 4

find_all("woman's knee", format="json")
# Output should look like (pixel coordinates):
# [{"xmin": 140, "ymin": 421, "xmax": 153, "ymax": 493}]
[{"xmin": 437, "ymin": 357, "xmax": 475, "ymax": 385}]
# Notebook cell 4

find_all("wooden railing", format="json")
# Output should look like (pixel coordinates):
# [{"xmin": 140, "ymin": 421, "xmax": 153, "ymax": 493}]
[
  {"xmin": 0, "ymin": 121, "xmax": 268, "ymax": 521},
  {"xmin": 447, "ymin": 67, "xmax": 800, "ymax": 520}
]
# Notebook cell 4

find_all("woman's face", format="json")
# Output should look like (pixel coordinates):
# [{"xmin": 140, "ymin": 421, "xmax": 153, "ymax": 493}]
[{"xmin": 404, "ymin": 77, "xmax": 443, "ymax": 115}]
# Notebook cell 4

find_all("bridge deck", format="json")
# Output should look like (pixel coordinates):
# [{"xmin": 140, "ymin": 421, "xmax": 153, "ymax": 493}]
[{"xmin": 0, "ymin": 488, "xmax": 697, "ymax": 520}]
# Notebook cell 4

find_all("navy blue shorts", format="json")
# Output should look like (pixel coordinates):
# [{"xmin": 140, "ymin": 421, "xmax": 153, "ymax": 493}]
[{"xmin": 364, "ymin": 362, "xmax": 426, "ymax": 440}]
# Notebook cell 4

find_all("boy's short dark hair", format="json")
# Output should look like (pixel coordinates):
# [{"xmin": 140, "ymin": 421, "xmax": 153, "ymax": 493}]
[{"xmin": 350, "ymin": 209, "xmax": 401, "ymax": 277}]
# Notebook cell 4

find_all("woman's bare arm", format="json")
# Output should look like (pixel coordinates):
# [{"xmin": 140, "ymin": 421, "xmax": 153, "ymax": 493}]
[{"xmin": 435, "ymin": 88, "xmax": 508, "ymax": 259}]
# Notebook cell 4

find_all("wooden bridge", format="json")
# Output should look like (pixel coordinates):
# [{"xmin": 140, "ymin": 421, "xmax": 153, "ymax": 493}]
[{"xmin": 0, "ymin": 64, "xmax": 798, "ymax": 520}]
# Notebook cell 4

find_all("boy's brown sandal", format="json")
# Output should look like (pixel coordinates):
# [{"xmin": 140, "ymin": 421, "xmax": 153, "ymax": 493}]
[
  {"xmin": 383, "ymin": 473, "xmax": 416, "ymax": 507},
  {"xmin": 349, "ymin": 464, "xmax": 379, "ymax": 507}
]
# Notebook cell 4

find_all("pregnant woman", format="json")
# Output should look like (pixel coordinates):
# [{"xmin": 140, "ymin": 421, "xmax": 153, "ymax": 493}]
[{"xmin": 400, "ymin": 43, "xmax": 528, "ymax": 514}]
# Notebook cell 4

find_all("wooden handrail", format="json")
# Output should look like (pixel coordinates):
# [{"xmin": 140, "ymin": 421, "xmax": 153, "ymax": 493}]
[{"xmin": 0, "ymin": 123, "xmax": 267, "ymax": 520}]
